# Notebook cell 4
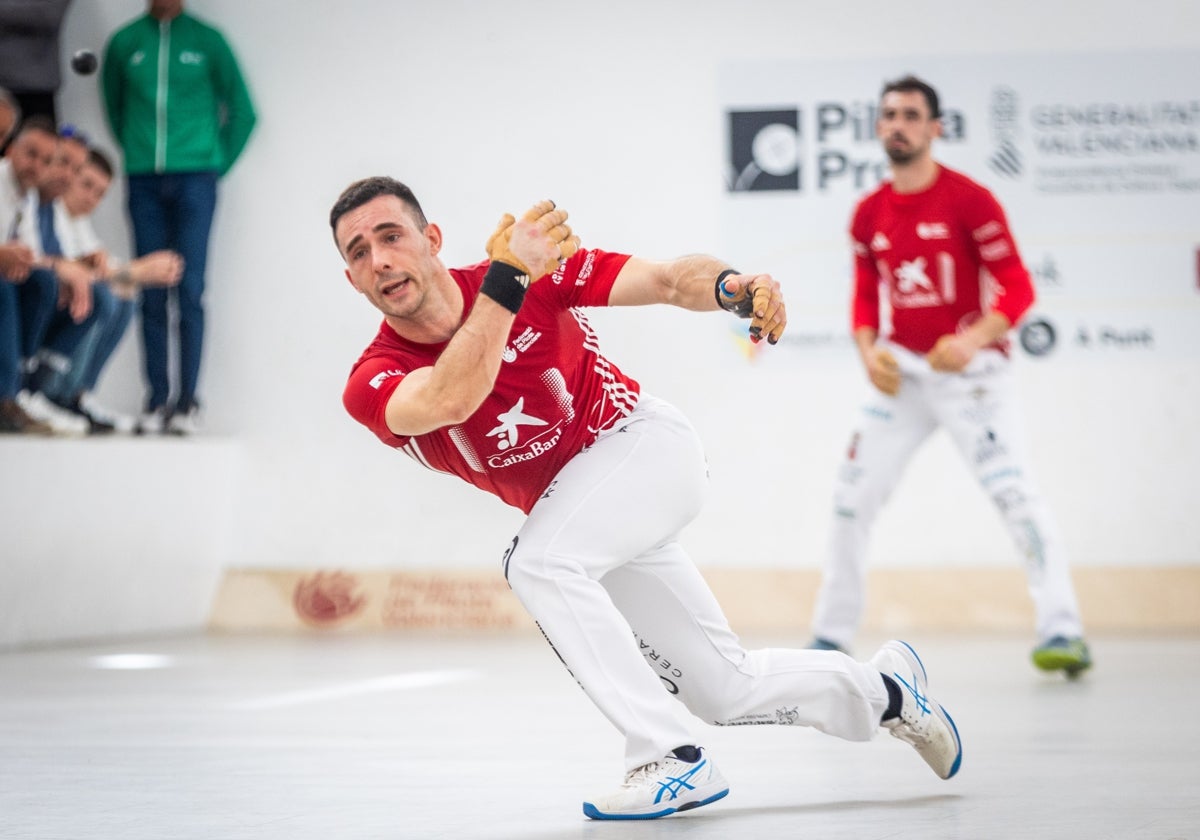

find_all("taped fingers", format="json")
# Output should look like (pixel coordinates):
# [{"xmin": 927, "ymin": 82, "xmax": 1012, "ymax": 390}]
[
  {"xmin": 535, "ymin": 208, "xmax": 569, "ymax": 232},
  {"xmin": 521, "ymin": 199, "xmax": 557, "ymax": 222},
  {"xmin": 748, "ymin": 284, "xmax": 786, "ymax": 344},
  {"xmin": 486, "ymin": 213, "xmax": 517, "ymax": 254},
  {"xmin": 558, "ymin": 234, "xmax": 582, "ymax": 262},
  {"xmin": 544, "ymin": 223, "xmax": 572, "ymax": 244}
]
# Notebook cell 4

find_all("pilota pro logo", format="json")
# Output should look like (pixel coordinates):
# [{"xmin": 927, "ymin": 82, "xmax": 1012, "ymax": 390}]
[{"xmin": 728, "ymin": 109, "xmax": 801, "ymax": 192}]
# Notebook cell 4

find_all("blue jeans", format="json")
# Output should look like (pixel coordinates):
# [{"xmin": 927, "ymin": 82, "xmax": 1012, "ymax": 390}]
[
  {"xmin": 17, "ymin": 268, "xmax": 58, "ymax": 359},
  {"xmin": 76, "ymin": 291, "xmax": 135, "ymax": 394},
  {"xmin": 39, "ymin": 284, "xmax": 125, "ymax": 403},
  {"xmin": 126, "ymin": 171, "xmax": 218, "ymax": 411},
  {"xmin": 30, "ymin": 279, "xmax": 114, "ymax": 401},
  {"xmin": 0, "ymin": 280, "xmax": 19, "ymax": 399}
]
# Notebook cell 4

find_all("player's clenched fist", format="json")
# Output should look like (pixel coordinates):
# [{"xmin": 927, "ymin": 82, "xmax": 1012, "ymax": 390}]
[
  {"xmin": 865, "ymin": 346, "xmax": 901, "ymax": 395},
  {"xmin": 486, "ymin": 200, "xmax": 581, "ymax": 282},
  {"xmin": 925, "ymin": 334, "xmax": 974, "ymax": 373},
  {"xmin": 718, "ymin": 273, "xmax": 786, "ymax": 345}
]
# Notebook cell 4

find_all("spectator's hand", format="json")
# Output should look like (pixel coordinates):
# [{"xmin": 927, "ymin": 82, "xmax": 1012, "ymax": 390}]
[
  {"xmin": 486, "ymin": 200, "xmax": 579, "ymax": 282},
  {"xmin": 128, "ymin": 250, "xmax": 183, "ymax": 287},
  {"xmin": 0, "ymin": 243, "xmax": 35, "ymax": 282},
  {"xmin": 865, "ymin": 346, "xmax": 901, "ymax": 395},
  {"xmin": 926, "ymin": 334, "xmax": 975, "ymax": 373},
  {"xmin": 53, "ymin": 259, "xmax": 95, "ymax": 322},
  {"xmin": 82, "ymin": 249, "xmax": 111, "ymax": 278},
  {"xmin": 719, "ymin": 273, "xmax": 786, "ymax": 345}
]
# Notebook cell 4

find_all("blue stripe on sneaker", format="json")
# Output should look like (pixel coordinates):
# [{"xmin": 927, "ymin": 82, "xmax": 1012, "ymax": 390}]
[
  {"xmin": 583, "ymin": 802, "xmax": 677, "ymax": 820},
  {"xmin": 940, "ymin": 704, "xmax": 964, "ymax": 779},
  {"xmin": 896, "ymin": 640, "xmax": 928, "ymax": 682},
  {"xmin": 582, "ymin": 783, "xmax": 731, "ymax": 821},
  {"xmin": 654, "ymin": 759, "xmax": 705, "ymax": 803}
]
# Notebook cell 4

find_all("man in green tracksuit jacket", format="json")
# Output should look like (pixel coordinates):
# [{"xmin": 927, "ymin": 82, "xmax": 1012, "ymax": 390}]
[{"xmin": 102, "ymin": 0, "xmax": 255, "ymax": 435}]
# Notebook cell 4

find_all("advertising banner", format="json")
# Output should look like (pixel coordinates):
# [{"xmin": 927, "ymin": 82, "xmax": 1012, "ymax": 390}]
[{"xmin": 720, "ymin": 50, "xmax": 1200, "ymax": 362}]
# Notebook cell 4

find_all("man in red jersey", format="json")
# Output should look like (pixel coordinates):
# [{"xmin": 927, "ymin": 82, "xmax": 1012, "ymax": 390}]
[
  {"xmin": 807, "ymin": 76, "xmax": 1091, "ymax": 678},
  {"xmin": 333, "ymin": 177, "xmax": 963, "ymax": 819}
]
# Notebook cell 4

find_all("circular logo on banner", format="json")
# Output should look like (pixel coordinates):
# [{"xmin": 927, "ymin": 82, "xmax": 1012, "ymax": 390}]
[
  {"xmin": 1019, "ymin": 318, "xmax": 1057, "ymax": 357},
  {"xmin": 293, "ymin": 571, "xmax": 367, "ymax": 626}
]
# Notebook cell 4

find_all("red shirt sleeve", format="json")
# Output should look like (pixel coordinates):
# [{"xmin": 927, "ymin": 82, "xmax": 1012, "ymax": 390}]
[
  {"xmin": 964, "ymin": 188, "xmax": 1035, "ymax": 326},
  {"xmin": 849, "ymin": 199, "xmax": 881, "ymax": 334},
  {"xmin": 343, "ymin": 356, "xmax": 409, "ymax": 446},
  {"xmin": 543, "ymin": 248, "xmax": 633, "ymax": 307}
]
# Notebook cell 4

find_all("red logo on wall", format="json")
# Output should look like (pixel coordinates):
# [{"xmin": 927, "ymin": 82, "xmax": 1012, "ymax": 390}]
[{"xmin": 293, "ymin": 571, "xmax": 367, "ymax": 626}]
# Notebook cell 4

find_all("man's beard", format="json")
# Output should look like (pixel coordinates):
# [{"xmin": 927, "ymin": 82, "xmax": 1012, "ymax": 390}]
[{"xmin": 885, "ymin": 145, "xmax": 919, "ymax": 165}]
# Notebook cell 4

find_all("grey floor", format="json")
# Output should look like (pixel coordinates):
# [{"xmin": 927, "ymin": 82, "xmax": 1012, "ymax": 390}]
[{"xmin": 1, "ymin": 631, "xmax": 1197, "ymax": 840}]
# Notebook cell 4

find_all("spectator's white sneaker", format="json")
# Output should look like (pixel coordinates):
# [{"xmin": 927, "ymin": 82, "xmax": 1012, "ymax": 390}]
[
  {"xmin": 583, "ymin": 747, "xmax": 729, "ymax": 820},
  {"xmin": 78, "ymin": 393, "xmax": 135, "ymax": 434},
  {"xmin": 167, "ymin": 405, "xmax": 201, "ymax": 436},
  {"xmin": 137, "ymin": 406, "xmax": 169, "ymax": 435},
  {"xmin": 17, "ymin": 390, "xmax": 88, "ymax": 437},
  {"xmin": 871, "ymin": 640, "xmax": 963, "ymax": 780}
]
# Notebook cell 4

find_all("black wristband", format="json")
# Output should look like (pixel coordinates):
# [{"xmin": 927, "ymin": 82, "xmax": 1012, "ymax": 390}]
[
  {"xmin": 480, "ymin": 261, "xmax": 532, "ymax": 314},
  {"xmin": 714, "ymin": 268, "xmax": 753, "ymax": 318}
]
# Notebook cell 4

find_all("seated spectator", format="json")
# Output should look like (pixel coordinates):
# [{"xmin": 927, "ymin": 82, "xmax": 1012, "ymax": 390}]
[
  {"xmin": 15, "ymin": 124, "xmax": 99, "ymax": 436},
  {"xmin": 39, "ymin": 146, "xmax": 182, "ymax": 432},
  {"xmin": 0, "ymin": 113, "xmax": 55, "ymax": 434}
]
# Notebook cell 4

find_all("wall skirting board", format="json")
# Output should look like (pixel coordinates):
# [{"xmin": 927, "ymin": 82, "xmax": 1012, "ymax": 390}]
[{"xmin": 210, "ymin": 566, "xmax": 1200, "ymax": 635}]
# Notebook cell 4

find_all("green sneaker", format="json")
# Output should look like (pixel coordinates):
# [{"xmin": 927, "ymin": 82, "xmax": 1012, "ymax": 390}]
[{"xmin": 1031, "ymin": 636, "xmax": 1092, "ymax": 678}]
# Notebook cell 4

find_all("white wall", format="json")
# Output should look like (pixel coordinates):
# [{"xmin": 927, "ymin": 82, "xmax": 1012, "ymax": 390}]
[{"xmin": 42, "ymin": 0, "xmax": 1200, "ymax": 583}]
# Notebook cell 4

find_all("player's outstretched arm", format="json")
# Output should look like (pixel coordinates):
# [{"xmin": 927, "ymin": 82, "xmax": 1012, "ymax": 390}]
[{"xmin": 608, "ymin": 254, "xmax": 787, "ymax": 344}]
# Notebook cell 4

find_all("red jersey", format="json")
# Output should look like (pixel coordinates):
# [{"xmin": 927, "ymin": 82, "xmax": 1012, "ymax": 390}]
[
  {"xmin": 849, "ymin": 165, "xmax": 1035, "ymax": 355},
  {"xmin": 343, "ymin": 248, "xmax": 640, "ymax": 514}
]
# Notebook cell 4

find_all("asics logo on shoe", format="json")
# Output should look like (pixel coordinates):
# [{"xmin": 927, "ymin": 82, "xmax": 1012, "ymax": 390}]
[
  {"xmin": 654, "ymin": 760, "xmax": 705, "ymax": 804},
  {"xmin": 894, "ymin": 671, "xmax": 931, "ymax": 716}
]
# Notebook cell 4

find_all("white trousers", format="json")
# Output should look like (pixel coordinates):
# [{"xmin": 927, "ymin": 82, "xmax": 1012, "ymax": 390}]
[
  {"xmin": 811, "ymin": 344, "xmax": 1084, "ymax": 650},
  {"xmin": 505, "ymin": 395, "xmax": 889, "ymax": 771}
]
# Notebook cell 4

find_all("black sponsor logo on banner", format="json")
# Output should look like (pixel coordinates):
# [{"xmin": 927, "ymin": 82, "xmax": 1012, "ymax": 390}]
[
  {"xmin": 727, "ymin": 102, "xmax": 965, "ymax": 194},
  {"xmin": 1019, "ymin": 317, "xmax": 1057, "ymax": 357},
  {"xmin": 728, "ymin": 109, "xmax": 801, "ymax": 192}
]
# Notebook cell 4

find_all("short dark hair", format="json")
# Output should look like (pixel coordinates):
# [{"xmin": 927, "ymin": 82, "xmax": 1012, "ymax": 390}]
[
  {"xmin": 329, "ymin": 176, "xmax": 428, "ymax": 248},
  {"xmin": 87, "ymin": 147, "xmax": 114, "ymax": 179},
  {"xmin": 15, "ymin": 113, "xmax": 57, "ymax": 140},
  {"xmin": 0, "ymin": 86, "xmax": 21, "ymax": 142},
  {"xmin": 881, "ymin": 75, "xmax": 940, "ymax": 119}
]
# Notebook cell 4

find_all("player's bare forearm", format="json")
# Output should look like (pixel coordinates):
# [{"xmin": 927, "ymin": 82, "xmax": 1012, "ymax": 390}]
[
  {"xmin": 927, "ymin": 311, "xmax": 1011, "ymax": 372},
  {"xmin": 609, "ymin": 255, "xmax": 787, "ymax": 343},
  {"xmin": 854, "ymin": 326, "xmax": 880, "ymax": 362},
  {"xmin": 609, "ymin": 255, "xmax": 731, "ymax": 310},
  {"xmin": 384, "ymin": 299, "xmax": 515, "ymax": 436}
]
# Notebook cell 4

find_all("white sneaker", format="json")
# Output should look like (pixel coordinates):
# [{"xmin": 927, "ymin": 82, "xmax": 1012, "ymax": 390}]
[
  {"xmin": 166, "ymin": 405, "xmax": 201, "ymax": 436},
  {"xmin": 16, "ymin": 390, "xmax": 88, "ymax": 437},
  {"xmin": 583, "ymin": 747, "xmax": 729, "ymax": 820},
  {"xmin": 78, "ymin": 393, "xmax": 135, "ymax": 434},
  {"xmin": 871, "ymin": 640, "xmax": 963, "ymax": 780},
  {"xmin": 137, "ymin": 406, "xmax": 169, "ymax": 435}
]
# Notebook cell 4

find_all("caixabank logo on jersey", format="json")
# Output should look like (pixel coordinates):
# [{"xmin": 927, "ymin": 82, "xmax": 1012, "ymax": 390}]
[{"xmin": 726, "ymin": 101, "xmax": 965, "ymax": 194}]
